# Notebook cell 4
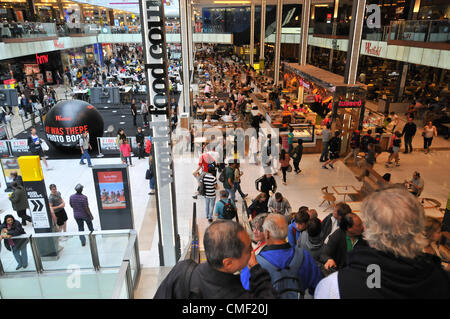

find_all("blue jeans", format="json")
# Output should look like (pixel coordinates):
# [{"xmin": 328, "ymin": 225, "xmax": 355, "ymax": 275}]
[
  {"xmin": 80, "ymin": 151, "xmax": 92, "ymax": 165},
  {"xmin": 205, "ymin": 197, "xmax": 216, "ymax": 219},
  {"xmin": 234, "ymin": 182, "xmax": 245, "ymax": 198},
  {"xmin": 149, "ymin": 176, "xmax": 155, "ymax": 190},
  {"xmin": 12, "ymin": 243, "xmax": 28, "ymax": 268},
  {"xmin": 320, "ymin": 141, "xmax": 329, "ymax": 161},
  {"xmin": 75, "ymin": 217, "xmax": 94, "ymax": 245},
  {"xmin": 225, "ymin": 188, "xmax": 236, "ymax": 203}
]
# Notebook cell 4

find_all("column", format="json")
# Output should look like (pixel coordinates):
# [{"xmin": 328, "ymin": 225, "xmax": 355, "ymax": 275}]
[
  {"xmin": 274, "ymin": 0, "xmax": 283, "ymax": 85},
  {"xmin": 410, "ymin": 0, "xmax": 421, "ymax": 20},
  {"xmin": 329, "ymin": 0, "xmax": 339, "ymax": 71},
  {"xmin": 79, "ymin": 4, "xmax": 85, "ymax": 24},
  {"xmin": 187, "ymin": 1, "xmax": 194, "ymax": 72},
  {"xmin": 27, "ymin": 0, "xmax": 37, "ymax": 22},
  {"xmin": 108, "ymin": 10, "xmax": 114, "ymax": 25},
  {"xmin": 259, "ymin": 0, "xmax": 266, "ymax": 71},
  {"xmin": 250, "ymin": 2, "xmax": 255, "ymax": 66},
  {"xmin": 179, "ymin": 0, "xmax": 191, "ymax": 114},
  {"xmin": 57, "ymin": 0, "xmax": 64, "ymax": 21},
  {"xmin": 299, "ymin": 0, "xmax": 311, "ymax": 66},
  {"xmin": 139, "ymin": 0, "xmax": 180, "ymax": 266},
  {"xmin": 395, "ymin": 63, "xmax": 409, "ymax": 102},
  {"xmin": 343, "ymin": 0, "xmax": 366, "ymax": 85}
]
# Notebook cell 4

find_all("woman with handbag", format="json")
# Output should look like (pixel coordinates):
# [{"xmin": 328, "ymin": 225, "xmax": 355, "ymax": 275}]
[
  {"xmin": 279, "ymin": 148, "xmax": 291, "ymax": 185},
  {"xmin": 0, "ymin": 214, "xmax": 28, "ymax": 270},
  {"xmin": 27, "ymin": 127, "xmax": 51, "ymax": 170}
]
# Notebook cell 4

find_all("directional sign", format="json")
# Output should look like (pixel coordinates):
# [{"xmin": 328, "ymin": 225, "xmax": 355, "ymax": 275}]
[{"xmin": 28, "ymin": 197, "xmax": 50, "ymax": 229}]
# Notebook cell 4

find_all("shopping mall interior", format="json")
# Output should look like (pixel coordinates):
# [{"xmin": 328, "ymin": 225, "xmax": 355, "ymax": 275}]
[{"xmin": 0, "ymin": 0, "xmax": 449, "ymax": 301}]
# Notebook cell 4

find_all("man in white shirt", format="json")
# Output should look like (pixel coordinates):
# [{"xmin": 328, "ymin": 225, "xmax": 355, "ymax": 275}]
[{"xmin": 320, "ymin": 202, "xmax": 352, "ymax": 244}]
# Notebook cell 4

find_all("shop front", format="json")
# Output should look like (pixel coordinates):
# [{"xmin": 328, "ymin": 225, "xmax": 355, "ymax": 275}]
[
  {"xmin": 61, "ymin": 47, "xmax": 88, "ymax": 70},
  {"xmin": 0, "ymin": 50, "xmax": 63, "ymax": 87}
]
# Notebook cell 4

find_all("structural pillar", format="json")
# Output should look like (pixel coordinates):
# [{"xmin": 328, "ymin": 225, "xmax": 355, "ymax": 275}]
[
  {"xmin": 57, "ymin": 0, "xmax": 65, "ymax": 21},
  {"xmin": 274, "ymin": 0, "xmax": 283, "ymax": 86},
  {"xmin": 187, "ymin": 0, "xmax": 194, "ymax": 72},
  {"xmin": 180, "ymin": 0, "xmax": 191, "ymax": 114},
  {"xmin": 250, "ymin": 2, "xmax": 255, "ymax": 66},
  {"xmin": 410, "ymin": 0, "xmax": 421, "ymax": 20},
  {"xmin": 139, "ymin": 0, "xmax": 180, "ymax": 266},
  {"xmin": 259, "ymin": 0, "xmax": 267, "ymax": 72},
  {"xmin": 299, "ymin": 0, "xmax": 311, "ymax": 66},
  {"xmin": 329, "ymin": 0, "xmax": 339, "ymax": 71},
  {"xmin": 395, "ymin": 63, "xmax": 409, "ymax": 102},
  {"xmin": 79, "ymin": 4, "xmax": 85, "ymax": 24},
  {"xmin": 343, "ymin": 0, "xmax": 366, "ymax": 84}
]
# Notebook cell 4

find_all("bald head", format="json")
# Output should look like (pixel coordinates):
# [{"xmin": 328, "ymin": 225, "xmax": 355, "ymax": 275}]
[
  {"xmin": 203, "ymin": 220, "xmax": 247, "ymax": 270},
  {"xmin": 263, "ymin": 213, "xmax": 288, "ymax": 242}
]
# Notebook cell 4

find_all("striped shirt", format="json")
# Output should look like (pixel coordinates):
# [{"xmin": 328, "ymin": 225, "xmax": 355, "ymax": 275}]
[{"xmin": 203, "ymin": 173, "xmax": 217, "ymax": 198}]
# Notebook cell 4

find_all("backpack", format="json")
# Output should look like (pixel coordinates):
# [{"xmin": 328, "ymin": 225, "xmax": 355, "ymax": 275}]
[
  {"xmin": 220, "ymin": 199, "xmax": 236, "ymax": 220},
  {"xmin": 218, "ymin": 169, "xmax": 226, "ymax": 183},
  {"xmin": 198, "ymin": 173, "xmax": 206, "ymax": 196},
  {"xmin": 256, "ymin": 247, "xmax": 305, "ymax": 299}
]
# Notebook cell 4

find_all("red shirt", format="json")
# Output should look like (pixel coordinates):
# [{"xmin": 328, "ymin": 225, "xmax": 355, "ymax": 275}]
[
  {"xmin": 198, "ymin": 153, "xmax": 213, "ymax": 172},
  {"xmin": 120, "ymin": 143, "xmax": 131, "ymax": 157}
]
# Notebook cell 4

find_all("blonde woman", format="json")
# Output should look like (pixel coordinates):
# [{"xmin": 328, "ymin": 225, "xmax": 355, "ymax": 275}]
[{"xmin": 422, "ymin": 121, "xmax": 437, "ymax": 154}]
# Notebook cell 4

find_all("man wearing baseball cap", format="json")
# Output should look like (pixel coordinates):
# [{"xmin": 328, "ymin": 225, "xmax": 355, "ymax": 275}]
[{"xmin": 69, "ymin": 184, "xmax": 94, "ymax": 246}]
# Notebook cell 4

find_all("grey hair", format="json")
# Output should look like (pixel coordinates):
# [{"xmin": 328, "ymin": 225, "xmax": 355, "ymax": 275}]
[
  {"xmin": 262, "ymin": 214, "xmax": 288, "ymax": 240},
  {"xmin": 360, "ymin": 187, "xmax": 428, "ymax": 259},
  {"xmin": 252, "ymin": 213, "xmax": 269, "ymax": 233}
]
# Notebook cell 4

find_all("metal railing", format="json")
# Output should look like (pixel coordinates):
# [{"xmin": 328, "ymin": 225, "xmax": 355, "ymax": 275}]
[
  {"xmin": 389, "ymin": 19, "xmax": 450, "ymax": 43},
  {"xmin": 189, "ymin": 202, "xmax": 200, "ymax": 263},
  {"xmin": 0, "ymin": 22, "xmax": 56, "ymax": 40},
  {"xmin": 0, "ymin": 229, "xmax": 140, "ymax": 299}
]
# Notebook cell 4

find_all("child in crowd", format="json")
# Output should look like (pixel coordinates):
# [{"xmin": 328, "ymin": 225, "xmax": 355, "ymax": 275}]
[{"xmin": 120, "ymin": 138, "xmax": 132, "ymax": 167}]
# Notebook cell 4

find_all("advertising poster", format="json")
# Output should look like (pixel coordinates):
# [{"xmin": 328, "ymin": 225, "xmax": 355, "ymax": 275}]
[
  {"xmin": 46, "ymin": 71, "xmax": 53, "ymax": 84},
  {"xmin": 9, "ymin": 139, "xmax": 31, "ymax": 156},
  {"xmin": 97, "ymin": 171, "xmax": 126, "ymax": 210},
  {"xmin": 1, "ymin": 158, "xmax": 21, "ymax": 189},
  {"xmin": 99, "ymin": 137, "xmax": 120, "ymax": 155},
  {"xmin": 0, "ymin": 140, "xmax": 9, "ymax": 156}
]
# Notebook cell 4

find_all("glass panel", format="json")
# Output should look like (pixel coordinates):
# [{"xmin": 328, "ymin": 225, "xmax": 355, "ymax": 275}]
[
  {"xmin": 0, "ymin": 276, "xmax": 42, "ymax": 299},
  {"xmin": 39, "ymin": 270, "xmax": 119, "ymax": 299},
  {"xmin": 0, "ymin": 237, "xmax": 37, "ymax": 273},
  {"xmin": 95, "ymin": 233, "xmax": 129, "ymax": 268},
  {"xmin": 37, "ymin": 232, "xmax": 94, "ymax": 271},
  {"xmin": 119, "ymin": 277, "xmax": 129, "ymax": 299}
]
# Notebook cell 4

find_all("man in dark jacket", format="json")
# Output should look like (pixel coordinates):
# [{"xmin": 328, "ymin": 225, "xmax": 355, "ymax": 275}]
[
  {"xmin": 255, "ymin": 173, "xmax": 277, "ymax": 206},
  {"xmin": 315, "ymin": 187, "xmax": 450, "ymax": 299},
  {"xmin": 402, "ymin": 117, "xmax": 417, "ymax": 154},
  {"xmin": 320, "ymin": 202, "xmax": 351, "ymax": 244},
  {"xmin": 360, "ymin": 130, "xmax": 375, "ymax": 153},
  {"xmin": 0, "ymin": 214, "xmax": 28, "ymax": 270},
  {"xmin": 9, "ymin": 182, "xmax": 32, "ymax": 226},
  {"xmin": 154, "ymin": 220, "xmax": 277, "ymax": 299},
  {"xmin": 320, "ymin": 213, "xmax": 367, "ymax": 271},
  {"xmin": 291, "ymin": 139, "xmax": 303, "ymax": 174},
  {"xmin": 135, "ymin": 127, "xmax": 145, "ymax": 159}
]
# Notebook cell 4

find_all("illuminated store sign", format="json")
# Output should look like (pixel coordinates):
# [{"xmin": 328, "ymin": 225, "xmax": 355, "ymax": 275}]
[
  {"xmin": 338, "ymin": 100, "xmax": 363, "ymax": 107},
  {"xmin": 36, "ymin": 54, "xmax": 48, "ymax": 65}
]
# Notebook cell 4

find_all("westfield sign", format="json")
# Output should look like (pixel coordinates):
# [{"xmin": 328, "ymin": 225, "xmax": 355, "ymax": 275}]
[{"xmin": 365, "ymin": 42, "xmax": 382, "ymax": 57}]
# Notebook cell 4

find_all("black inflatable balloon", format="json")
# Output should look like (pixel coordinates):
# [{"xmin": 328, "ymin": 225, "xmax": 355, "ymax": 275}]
[{"xmin": 44, "ymin": 100, "xmax": 104, "ymax": 150}]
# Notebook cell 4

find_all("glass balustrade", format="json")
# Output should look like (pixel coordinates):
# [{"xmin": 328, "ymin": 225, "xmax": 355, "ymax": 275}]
[{"xmin": 0, "ymin": 230, "xmax": 139, "ymax": 299}]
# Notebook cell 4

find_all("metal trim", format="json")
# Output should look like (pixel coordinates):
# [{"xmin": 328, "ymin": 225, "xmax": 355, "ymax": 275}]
[
  {"xmin": 29, "ymin": 235, "xmax": 43, "ymax": 273},
  {"xmin": 88, "ymin": 232, "xmax": 100, "ymax": 271}
]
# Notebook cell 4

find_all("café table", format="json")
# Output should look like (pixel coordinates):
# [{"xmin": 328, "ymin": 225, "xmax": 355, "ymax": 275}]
[{"xmin": 332, "ymin": 185, "xmax": 360, "ymax": 202}]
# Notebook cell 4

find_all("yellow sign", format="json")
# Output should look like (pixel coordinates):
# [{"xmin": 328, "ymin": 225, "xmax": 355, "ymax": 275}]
[{"xmin": 18, "ymin": 156, "xmax": 43, "ymax": 182}]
